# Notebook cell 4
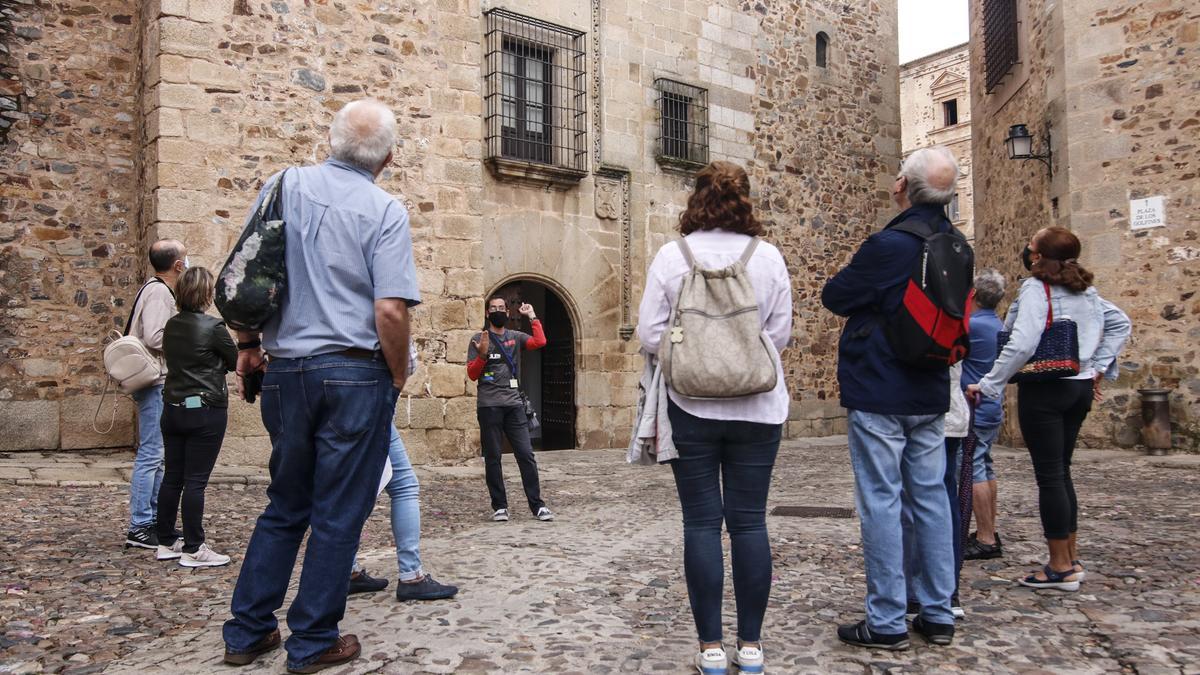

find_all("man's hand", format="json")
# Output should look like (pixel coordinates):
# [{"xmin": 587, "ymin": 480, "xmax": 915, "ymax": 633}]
[
  {"xmin": 1093, "ymin": 372, "xmax": 1104, "ymax": 402},
  {"xmin": 392, "ymin": 374, "xmax": 408, "ymax": 393},
  {"xmin": 965, "ymin": 383, "xmax": 983, "ymax": 407},
  {"xmin": 518, "ymin": 303, "xmax": 536, "ymax": 320},
  {"xmin": 473, "ymin": 330, "xmax": 490, "ymax": 354}
]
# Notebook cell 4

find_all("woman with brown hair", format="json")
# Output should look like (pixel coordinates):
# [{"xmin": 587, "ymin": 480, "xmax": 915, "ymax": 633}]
[
  {"xmin": 154, "ymin": 266, "xmax": 238, "ymax": 567},
  {"xmin": 968, "ymin": 227, "xmax": 1130, "ymax": 591},
  {"xmin": 636, "ymin": 161, "xmax": 792, "ymax": 674}
]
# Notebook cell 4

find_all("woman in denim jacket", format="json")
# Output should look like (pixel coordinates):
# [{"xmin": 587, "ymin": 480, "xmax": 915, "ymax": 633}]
[{"xmin": 968, "ymin": 227, "xmax": 1130, "ymax": 591}]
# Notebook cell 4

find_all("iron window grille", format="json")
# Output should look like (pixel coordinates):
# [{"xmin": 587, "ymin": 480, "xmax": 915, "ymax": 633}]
[
  {"xmin": 484, "ymin": 9, "xmax": 587, "ymax": 173},
  {"xmin": 982, "ymin": 0, "xmax": 1019, "ymax": 93},
  {"xmin": 655, "ymin": 79, "xmax": 709, "ymax": 169}
]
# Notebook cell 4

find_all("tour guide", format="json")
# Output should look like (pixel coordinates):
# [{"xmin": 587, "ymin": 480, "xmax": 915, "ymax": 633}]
[{"xmin": 466, "ymin": 296, "xmax": 554, "ymax": 523}]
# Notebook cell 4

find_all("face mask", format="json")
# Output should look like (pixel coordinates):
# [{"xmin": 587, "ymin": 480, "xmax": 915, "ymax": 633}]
[
  {"xmin": 488, "ymin": 311, "xmax": 508, "ymax": 328},
  {"xmin": 1021, "ymin": 246, "xmax": 1034, "ymax": 271}
]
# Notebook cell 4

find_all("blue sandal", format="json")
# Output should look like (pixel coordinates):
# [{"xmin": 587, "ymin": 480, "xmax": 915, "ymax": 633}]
[{"xmin": 1018, "ymin": 565, "xmax": 1080, "ymax": 592}]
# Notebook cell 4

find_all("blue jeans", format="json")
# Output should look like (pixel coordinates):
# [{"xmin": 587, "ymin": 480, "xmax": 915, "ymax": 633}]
[
  {"xmin": 971, "ymin": 424, "xmax": 1000, "ymax": 484},
  {"xmin": 223, "ymin": 354, "xmax": 398, "ymax": 669},
  {"xmin": 847, "ymin": 409, "xmax": 955, "ymax": 633},
  {"xmin": 130, "ymin": 384, "xmax": 165, "ymax": 528},
  {"xmin": 354, "ymin": 426, "xmax": 423, "ymax": 581},
  {"xmin": 905, "ymin": 438, "xmax": 964, "ymax": 604},
  {"xmin": 667, "ymin": 401, "xmax": 782, "ymax": 644}
]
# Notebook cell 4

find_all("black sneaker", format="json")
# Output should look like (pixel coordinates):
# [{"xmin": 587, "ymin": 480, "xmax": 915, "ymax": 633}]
[
  {"xmin": 837, "ymin": 620, "xmax": 909, "ymax": 650},
  {"xmin": 912, "ymin": 615, "xmax": 955, "ymax": 645},
  {"xmin": 395, "ymin": 575, "xmax": 459, "ymax": 601},
  {"xmin": 348, "ymin": 569, "xmax": 388, "ymax": 595},
  {"xmin": 124, "ymin": 526, "xmax": 159, "ymax": 550}
]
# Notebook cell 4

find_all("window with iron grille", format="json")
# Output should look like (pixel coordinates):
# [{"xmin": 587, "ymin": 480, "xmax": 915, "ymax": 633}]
[
  {"xmin": 655, "ymin": 79, "xmax": 708, "ymax": 169},
  {"xmin": 982, "ymin": 0, "xmax": 1019, "ymax": 93},
  {"xmin": 484, "ymin": 9, "xmax": 587, "ymax": 179}
]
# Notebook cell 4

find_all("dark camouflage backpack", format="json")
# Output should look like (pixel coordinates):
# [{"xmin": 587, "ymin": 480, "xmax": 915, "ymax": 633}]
[{"xmin": 215, "ymin": 170, "xmax": 289, "ymax": 332}]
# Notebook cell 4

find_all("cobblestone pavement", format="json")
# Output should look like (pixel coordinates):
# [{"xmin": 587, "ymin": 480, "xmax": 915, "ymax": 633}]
[{"xmin": 2, "ymin": 439, "xmax": 1199, "ymax": 674}]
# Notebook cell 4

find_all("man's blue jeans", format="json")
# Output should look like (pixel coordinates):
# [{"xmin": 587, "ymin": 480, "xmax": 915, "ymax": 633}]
[
  {"xmin": 129, "ymin": 384, "xmax": 165, "ymax": 528},
  {"xmin": 354, "ymin": 426, "xmax": 423, "ymax": 581},
  {"xmin": 667, "ymin": 401, "xmax": 782, "ymax": 644},
  {"xmin": 904, "ymin": 438, "xmax": 964, "ymax": 604},
  {"xmin": 847, "ymin": 409, "xmax": 955, "ymax": 634},
  {"xmin": 223, "ymin": 354, "xmax": 397, "ymax": 669}
]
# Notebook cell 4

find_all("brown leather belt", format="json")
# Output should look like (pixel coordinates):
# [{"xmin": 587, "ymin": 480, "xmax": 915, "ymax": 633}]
[{"xmin": 338, "ymin": 348, "xmax": 384, "ymax": 360}]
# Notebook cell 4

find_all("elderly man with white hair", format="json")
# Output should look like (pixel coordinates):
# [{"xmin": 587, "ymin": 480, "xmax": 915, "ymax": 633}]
[
  {"xmin": 822, "ymin": 146, "xmax": 967, "ymax": 650},
  {"xmin": 222, "ymin": 99, "xmax": 419, "ymax": 673}
]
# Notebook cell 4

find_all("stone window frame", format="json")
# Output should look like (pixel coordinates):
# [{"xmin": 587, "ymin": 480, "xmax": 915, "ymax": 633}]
[
  {"xmin": 654, "ymin": 78, "xmax": 709, "ymax": 172},
  {"xmin": 942, "ymin": 98, "xmax": 959, "ymax": 127},
  {"xmin": 815, "ymin": 31, "xmax": 830, "ymax": 68},
  {"xmin": 483, "ymin": 8, "xmax": 588, "ymax": 189}
]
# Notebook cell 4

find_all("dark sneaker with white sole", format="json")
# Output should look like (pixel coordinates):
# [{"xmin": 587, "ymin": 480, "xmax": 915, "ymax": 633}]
[
  {"xmin": 536, "ymin": 507, "xmax": 554, "ymax": 521},
  {"xmin": 124, "ymin": 526, "xmax": 158, "ymax": 550},
  {"xmin": 837, "ymin": 620, "xmax": 909, "ymax": 650},
  {"xmin": 395, "ymin": 575, "xmax": 458, "ymax": 601},
  {"xmin": 912, "ymin": 615, "xmax": 955, "ymax": 645}
]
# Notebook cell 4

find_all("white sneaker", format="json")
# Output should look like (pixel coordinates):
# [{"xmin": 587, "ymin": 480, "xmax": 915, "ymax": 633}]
[
  {"xmin": 695, "ymin": 647, "xmax": 728, "ymax": 675},
  {"xmin": 492, "ymin": 509, "xmax": 509, "ymax": 522},
  {"xmin": 731, "ymin": 644, "xmax": 763, "ymax": 674},
  {"xmin": 179, "ymin": 543, "xmax": 231, "ymax": 568},
  {"xmin": 156, "ymin": 540, "xmax": 183, "ymax": 561},
  {"xmin": 536, "ymin": 507, "xmax": 554, "ymax": 522}
]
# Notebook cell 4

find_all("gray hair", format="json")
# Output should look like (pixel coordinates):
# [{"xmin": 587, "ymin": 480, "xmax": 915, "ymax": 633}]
[
  {"xmin": 329, "ymin": 99, "xmax": 397, "ymax": 172},
  {"xmin": 974, "ymin": 268, "xmax": 1006, "ymax": 309},
  {"xmin": 900, "ymin": 146, "xmax": 958, "ymax": 206}
]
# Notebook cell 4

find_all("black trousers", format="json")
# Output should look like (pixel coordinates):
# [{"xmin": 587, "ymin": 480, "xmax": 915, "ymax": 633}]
[
  {"xmin": 157, "ymin": 405, "xmax": 227, "ymax": 553},
  {"xmin": 1017, "ymin": 379, "xmax": 1094, "ymax": 540},
  {"xmin": 478, "ymin": 405, "xmax": 545, "ymax": 514}
]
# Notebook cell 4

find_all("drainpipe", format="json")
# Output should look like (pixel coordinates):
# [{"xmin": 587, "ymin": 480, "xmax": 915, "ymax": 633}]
[{"xmin": 1137, "ymin": 387, "xmax": 1172, "ymax": 455}]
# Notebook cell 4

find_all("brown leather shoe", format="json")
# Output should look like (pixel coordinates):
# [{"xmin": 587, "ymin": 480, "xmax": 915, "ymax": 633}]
[
  {"xmin": 224, "ymin": 628, "xmax": 281, "ymax": 666},
  {"xmin": 286, "ymin": 634, "xmax": 362, "ymax": 674}
]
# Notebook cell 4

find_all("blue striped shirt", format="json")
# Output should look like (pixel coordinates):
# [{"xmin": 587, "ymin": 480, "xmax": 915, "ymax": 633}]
[{"xmin": 252, "ymin": 159, "xmax": 420, "ymax": 358}]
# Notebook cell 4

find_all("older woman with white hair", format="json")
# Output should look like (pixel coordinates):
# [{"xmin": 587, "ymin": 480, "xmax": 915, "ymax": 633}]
[{"xmin": 962, "ymin": 269, "xmax": 1008, "ymax": 561}]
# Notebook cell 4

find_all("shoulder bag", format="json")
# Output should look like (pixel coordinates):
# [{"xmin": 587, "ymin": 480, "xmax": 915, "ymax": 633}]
[
  {"xmin": 494, "ymin": 335, "xmax": 541, "ymax": 435},
  {"xmin": 996, "ymin": 281, "xmax": 1080, "ymax": 383}
]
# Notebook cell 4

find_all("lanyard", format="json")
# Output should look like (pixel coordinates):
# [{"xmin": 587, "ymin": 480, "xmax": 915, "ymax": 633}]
[{"xmin": 491, "ymin": 332, "xmax": 520, "ymax": 386}]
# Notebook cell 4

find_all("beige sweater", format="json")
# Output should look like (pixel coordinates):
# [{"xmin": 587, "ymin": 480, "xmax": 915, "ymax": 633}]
[{"xmin": 127, "ymin": 278, "xmax": 177, "ymax": 386}]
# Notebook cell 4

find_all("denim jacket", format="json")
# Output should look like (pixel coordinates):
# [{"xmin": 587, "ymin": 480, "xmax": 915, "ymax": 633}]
[{"xmin": 978, "ymin": 277, "xmax": 1131, "ymax": 399}]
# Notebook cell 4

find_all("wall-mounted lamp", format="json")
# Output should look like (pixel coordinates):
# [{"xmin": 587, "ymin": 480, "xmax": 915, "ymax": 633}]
[{"xmin": 1005, "ymin": 124, "xmax": 1052, "ymax": 177}]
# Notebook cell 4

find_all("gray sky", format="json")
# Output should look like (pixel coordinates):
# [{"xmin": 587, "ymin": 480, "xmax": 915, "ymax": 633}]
[{"xmin": 898, "ymin": 0, "xmax": 969, "ymax": 64}]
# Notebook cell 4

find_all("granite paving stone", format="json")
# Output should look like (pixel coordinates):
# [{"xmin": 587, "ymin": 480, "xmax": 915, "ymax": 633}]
[{"xmin": 0, "ymin": 439, "xmax": 1197, "ymax": 673}]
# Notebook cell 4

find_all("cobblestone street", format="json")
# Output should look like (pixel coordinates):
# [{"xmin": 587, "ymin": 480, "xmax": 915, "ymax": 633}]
[{"xmin": 2, "ymin": 439, "xmax": 1199, "ymax": 674}]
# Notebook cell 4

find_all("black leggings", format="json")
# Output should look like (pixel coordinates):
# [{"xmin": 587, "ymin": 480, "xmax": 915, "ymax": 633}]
[
  {"xmin": 157, "ymin": 405, "xmax": 227, "ymax": 553},
  {"xmin": 1017, "ymin": 379, "xmax": 1094, "ymax": 540}
]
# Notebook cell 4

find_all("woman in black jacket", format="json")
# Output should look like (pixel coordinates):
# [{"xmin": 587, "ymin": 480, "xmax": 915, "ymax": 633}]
[{"xmin": 154, "ymin": 266, "xmax": 237, "ymax": 567}]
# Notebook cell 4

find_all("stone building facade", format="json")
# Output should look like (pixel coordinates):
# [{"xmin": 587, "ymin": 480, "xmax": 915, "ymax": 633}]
[
  {"xmin": 969, "ymin": 0, "xmax": 1199, "ymax": 450},
  {"xmin": 900, "ymin": 43, "xmax": 974, "ymax": 240},
  {"xmin": 0, "ymin": 0, "xmax": 900, "ymax": 461}
]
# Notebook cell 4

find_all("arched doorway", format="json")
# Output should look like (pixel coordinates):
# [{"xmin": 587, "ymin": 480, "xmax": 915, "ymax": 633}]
[{"xmin": 490, "ymin": 278, "xmax": 577, "ymax": 450}]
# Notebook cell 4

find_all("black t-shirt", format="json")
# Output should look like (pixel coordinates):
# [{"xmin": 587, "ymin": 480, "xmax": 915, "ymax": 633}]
[{"xmin": 467, "ymin": 329, "xmax": 530, "ymax": 407}]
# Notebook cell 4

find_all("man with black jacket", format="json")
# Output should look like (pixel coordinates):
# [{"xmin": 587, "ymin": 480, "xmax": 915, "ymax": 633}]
[{"xmin": 822, "ymin": 146, "xmax": 962, "ymax": 650}]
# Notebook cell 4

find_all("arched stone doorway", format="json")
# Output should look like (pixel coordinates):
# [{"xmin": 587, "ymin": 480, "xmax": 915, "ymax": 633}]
[{"xmin": 489, "ymin": 278, "xmax": 577, "ymax": 450}]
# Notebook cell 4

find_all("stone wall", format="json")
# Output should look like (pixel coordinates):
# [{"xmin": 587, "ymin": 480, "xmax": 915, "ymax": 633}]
[
  {"xmin": 753, "ymin": 0, "xmax": 901, "ymax": 437},
  {"xmin": 970, "ymin": 0, "xmax": 1200, "ymax": 451},
  {"xmin": 900, "ymin": 43, "xmax": 974, "ymax": 239},
  {"xmin": 0, "ymin": 0, "xmax": 901, "ymax": 457},
  {"xmin": 0, "ymin": 0, "xmax": 143, "ymax": 451}
]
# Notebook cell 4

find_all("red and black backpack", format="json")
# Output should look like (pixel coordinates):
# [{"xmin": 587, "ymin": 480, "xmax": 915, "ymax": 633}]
[{"xmin": 884, "ymin": 220, "xmax": 975, "ymax": 369}]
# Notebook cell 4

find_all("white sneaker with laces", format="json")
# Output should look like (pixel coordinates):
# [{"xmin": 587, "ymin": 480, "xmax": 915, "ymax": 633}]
[
  {"xmin": 731, "ymin": 644, "xmax": 763, "ymax": 674},
  {"xmin": 695, "ymin": 647, "xmax": 728, "ymax": 675},
  {"xmin": 536, "ymin": 507, "xmax": 554, "ymax": 522},
  {"xmin": 179, "ymin": 543, "xmax": 231, "ymax": 568},
  {"xmin": 492, "ymin": 508, "xmax": 510, "ymax": 522},
  {"xmin": 156, "ymin": 540, "xmax": 183, "ymax": 561}
]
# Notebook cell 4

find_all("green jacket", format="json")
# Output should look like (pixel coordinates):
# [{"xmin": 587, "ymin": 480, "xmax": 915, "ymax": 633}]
[{"xmin": 162, "ymin": 311, "xmax": 237, "ymax": 407}]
